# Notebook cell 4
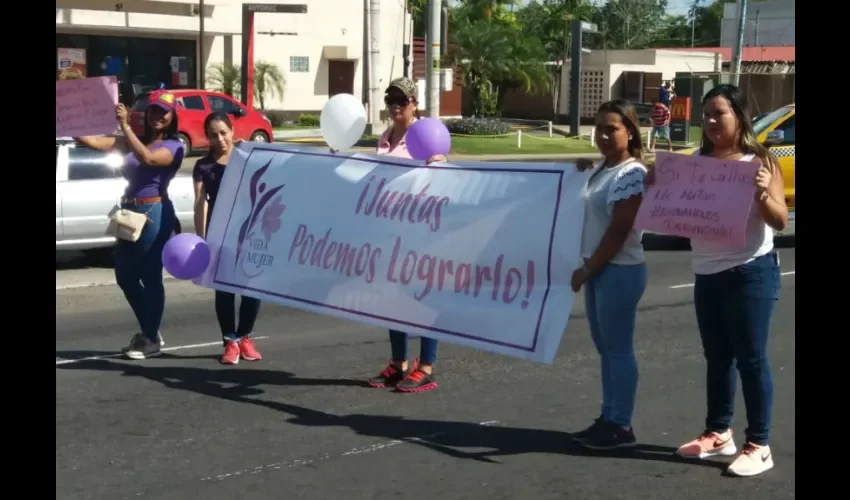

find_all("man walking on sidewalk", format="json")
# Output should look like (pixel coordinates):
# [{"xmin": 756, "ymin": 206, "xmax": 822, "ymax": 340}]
[{"xmin": 650, "ymin": 99, "xmax": 672, "ymax": 152}]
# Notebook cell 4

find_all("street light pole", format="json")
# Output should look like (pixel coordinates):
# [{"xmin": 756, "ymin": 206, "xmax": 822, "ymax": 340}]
[
  {"xmin": 199, "ymin": 0, "xmax": 205, "ymax": 89},
  {"xmin": 568, "ymin": 20, "xmax": 597, "ymax": 137},
  {"xmin": 731, "ymin": 0, "xmax": 748, "ymax": 86}
]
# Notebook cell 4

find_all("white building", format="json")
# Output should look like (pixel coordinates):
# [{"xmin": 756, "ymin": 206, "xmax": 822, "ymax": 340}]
[
  {"xmin": 559, "ymin": 49, "xmax": 721, "ymax": 118},
  {"xmin": 720, "ymin": 0, "xmax": 795, "ymax": 48},
  {"xmin": 56, "ymin": 0, "xmax": 412, "ymax": 114}
]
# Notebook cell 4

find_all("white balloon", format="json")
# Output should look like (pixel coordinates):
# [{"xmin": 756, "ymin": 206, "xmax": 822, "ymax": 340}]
[{"xmin": 320, "ymin": 93, "xmax": 367, "ymax": 152}]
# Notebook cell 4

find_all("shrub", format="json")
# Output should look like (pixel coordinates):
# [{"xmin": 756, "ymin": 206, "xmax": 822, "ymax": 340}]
[
  {"xmin": 297, "ymin": 114, "xmax": 320, "ymax": 127},
  {"xmin": 263, "ymin": 109, "xmax": 286, "ymax": 128},
  {"xmin": 444, "ymin": 117, "xmax": 510, "ymax": 136}
]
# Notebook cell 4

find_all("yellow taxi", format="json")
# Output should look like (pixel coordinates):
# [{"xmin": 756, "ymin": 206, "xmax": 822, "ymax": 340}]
[{"xmin": 679, "ymin": 104, "xmax": 796, "ymax": 210}]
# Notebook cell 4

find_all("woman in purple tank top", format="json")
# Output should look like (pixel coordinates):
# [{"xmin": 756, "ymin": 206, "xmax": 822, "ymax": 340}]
[{"xmin": 75, "ymin": 90, "xmax": 185, "ymax": 360}]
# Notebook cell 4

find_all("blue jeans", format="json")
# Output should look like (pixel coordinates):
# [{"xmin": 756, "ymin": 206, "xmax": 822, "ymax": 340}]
[
  {"xmin": 389, "ymin": 330, "xmax": 438, "ymax": 366},
  {"xmin": 694, "ymin": 252, "xmax": 780, "ymax": 446},
  {"xmin": 114, "ymin": 200, "xmax": 175, "ymax": 342},
  {"xmin": 584, "ymin": 262, "xmax": 647, "ymax": 427}
]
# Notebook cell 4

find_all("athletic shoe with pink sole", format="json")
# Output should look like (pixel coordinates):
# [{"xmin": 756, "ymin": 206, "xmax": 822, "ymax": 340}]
[{"xmin": 676, "ymin": 430, "xmax": 738, "ymax": 459}]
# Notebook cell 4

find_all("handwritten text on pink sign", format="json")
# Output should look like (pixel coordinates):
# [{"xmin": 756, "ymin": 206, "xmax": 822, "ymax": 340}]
[
  {"xmin": 56, "ymin": 76, "xmax": 118, "ymax": 138},
  {"xmin": 635, "ymin": 152, "xmax": 758, "ymax": 247}
]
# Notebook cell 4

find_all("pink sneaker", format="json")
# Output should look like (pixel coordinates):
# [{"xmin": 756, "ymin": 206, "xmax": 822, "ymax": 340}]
[
  {"xmin": 676, "ymin": 430, "xmax": 737, "ymax": 459},
  {"xmin": 239, "ymin": 336, "xmax": 262, "ymax": 361},
  {"xmin": 221, "ymin": 340, "xmax": 240, "ymax": 365}
]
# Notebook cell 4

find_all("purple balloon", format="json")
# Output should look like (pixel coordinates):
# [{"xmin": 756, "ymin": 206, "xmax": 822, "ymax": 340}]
[
  {"xmin": 405, "ymin": 118, "xmax": 451, "ymax": 161},
  {"xmin": 162, "ymin": 233, "xmax": 211, "ymax": 280}
]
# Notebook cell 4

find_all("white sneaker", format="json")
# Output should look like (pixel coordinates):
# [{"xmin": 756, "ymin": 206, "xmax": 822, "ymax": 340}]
[
  {"xmin": 123, "ymin": 334, "xmax": 162, "ymax": 360},
  {"xmin": 727, "ymin": 443, "xmax": 774, "ymax": 477}
]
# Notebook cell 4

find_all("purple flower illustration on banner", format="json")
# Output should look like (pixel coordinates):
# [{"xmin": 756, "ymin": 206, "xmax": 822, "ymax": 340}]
[
  {"xmin": 234, "ymin": 160, "xmax": 285, "ymax": 269},
  {"xmin": 261, "ymin": 195, "xmax": 286, "ymax": 241}
]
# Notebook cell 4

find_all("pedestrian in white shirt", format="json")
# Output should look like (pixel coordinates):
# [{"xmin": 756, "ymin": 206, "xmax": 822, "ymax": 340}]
[
  {"xmin": 661, "ymin": 84, "xmax": 788, "ymax": 477},
  {"xmin": 569, "ymin": 100, "xmax": 648, "ymax": 451}
]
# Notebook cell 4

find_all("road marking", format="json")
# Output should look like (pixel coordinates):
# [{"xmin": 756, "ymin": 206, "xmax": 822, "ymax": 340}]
[
  {"xmin": 55, "ymin": 337, "xmax": 270, "ymax": 366},
  {"xmin": 56, "ymin": 275, "xmax": 178, "ymax": 291},
  {"xmin": 198, "ymin": 420, "xmax": 501, "ymax": 483},
  {"xmin": 669, "ymin": 270, "xmax": 795, "ymax": 289}
]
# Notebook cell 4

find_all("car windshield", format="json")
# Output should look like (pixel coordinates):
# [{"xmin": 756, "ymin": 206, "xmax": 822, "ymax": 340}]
[{"xmin": 753, "ymin": 106, "xmax": 793, "ymax": 137}]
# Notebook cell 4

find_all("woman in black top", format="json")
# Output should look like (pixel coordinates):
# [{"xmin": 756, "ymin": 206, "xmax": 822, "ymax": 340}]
[{"xmin": 192, "ymin": 112, "xmax": 263, "ymax": 365}]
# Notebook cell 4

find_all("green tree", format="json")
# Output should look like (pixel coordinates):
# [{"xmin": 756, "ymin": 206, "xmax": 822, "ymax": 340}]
[
  {"xmin": 447, "ymin": 18, "xmax": 550, "ymax": 116},
  {"xmin": 590, "ymin": 0, "xmax": 669, "ymax": 50},
  {"xmin": 206, "ymin": 62, "xmax": 241, "ymax": 99},
  {"xmin": 515, "ymin": 0, "xmax": 596, "ymax": 116},
  {"xmin": 253, "ymin": 60, "xmax": 286, "ymax": 111}
]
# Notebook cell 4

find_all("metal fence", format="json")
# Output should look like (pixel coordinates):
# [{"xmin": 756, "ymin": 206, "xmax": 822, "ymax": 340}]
[{"xmin": 674, "ymin": 70, "xmax": 795, "ymax": 125}]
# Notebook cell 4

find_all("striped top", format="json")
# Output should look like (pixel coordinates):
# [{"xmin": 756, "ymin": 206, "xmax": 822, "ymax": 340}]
[{"xmin": 651, "ymin": 104, "xmax": 670, "ymax": 127}]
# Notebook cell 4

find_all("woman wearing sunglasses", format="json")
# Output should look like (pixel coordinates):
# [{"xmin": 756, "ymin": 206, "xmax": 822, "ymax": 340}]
[{"xmin": 363, "ymin": 77, "xmax": 447, "ymax": 392}]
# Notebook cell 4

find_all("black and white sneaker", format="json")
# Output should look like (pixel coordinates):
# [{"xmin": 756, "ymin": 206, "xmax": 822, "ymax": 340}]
[
  {"xmin": 121, "ymin": 334, "xmax": 162, "ymax": 360},
  {"xmin": 580, "ymin": 420, "xmax": 637, "ymax": 450}
]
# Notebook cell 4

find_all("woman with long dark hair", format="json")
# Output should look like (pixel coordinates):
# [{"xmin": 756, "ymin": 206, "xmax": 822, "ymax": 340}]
[
  {"xmin": 666, "ymin": 84, "xmax": 787, "ymax": 477},
  {"xmin": 75, "ymin": 90, "xmax": 185, "ymax": 360},
  {"xmin": 568, "ymin": 100, "xmax": 648, "ymax": 450},
  {"xmin": 193, "ymin": 112, "xmax": 263, "ymax": 364}
]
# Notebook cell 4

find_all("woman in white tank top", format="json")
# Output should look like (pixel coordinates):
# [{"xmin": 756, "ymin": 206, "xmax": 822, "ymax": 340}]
[{"xmin": 657, "ymin": 85, "xmax": 789, "ymax": 477}]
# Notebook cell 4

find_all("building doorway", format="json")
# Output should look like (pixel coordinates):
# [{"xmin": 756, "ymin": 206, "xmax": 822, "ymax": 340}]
[{"xmin": 328, "ymin": 60, "xmax": 355, "ymax": 96}]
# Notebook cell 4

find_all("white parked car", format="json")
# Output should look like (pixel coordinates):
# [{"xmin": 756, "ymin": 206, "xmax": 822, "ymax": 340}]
[{"xmin": 55, "ymin": 138, "xmax": 195, "ymax": 253}]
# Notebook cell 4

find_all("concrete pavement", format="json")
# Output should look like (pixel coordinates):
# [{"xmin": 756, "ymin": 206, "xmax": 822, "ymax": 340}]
[{"xmin": 56, "ymin": 249, "xmax": 795, "ymax": 500}]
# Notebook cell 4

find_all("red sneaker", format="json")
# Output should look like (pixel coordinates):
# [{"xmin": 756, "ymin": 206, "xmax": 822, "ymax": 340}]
[
  {"xmin": 239, "ymin": 336, "xmax": 262, "ymax": 361},
  {"xmin": 221, "ymin": 339, "xmax": 240, "ymax": 365}
]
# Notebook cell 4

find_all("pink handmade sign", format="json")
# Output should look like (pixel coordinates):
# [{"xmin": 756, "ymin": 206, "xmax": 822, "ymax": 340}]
[
  {"xmin": 56, "ymin": 76, "xmax": 119, "ymax": 138},
  {"xmin": 635, "ymin": 152, "xmax": 758, "ymax": 247}
]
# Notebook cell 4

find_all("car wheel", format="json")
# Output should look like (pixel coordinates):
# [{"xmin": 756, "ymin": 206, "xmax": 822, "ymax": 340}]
[
  {"xmin": 250, "ymin": 130, "xmax": 270, "ymax": 143},
  {"xmin": 177, "ymin": 133, "xmax": 192, "ymax": 155}
]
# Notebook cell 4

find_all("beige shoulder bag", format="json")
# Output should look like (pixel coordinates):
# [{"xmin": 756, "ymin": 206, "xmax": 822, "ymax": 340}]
[{"xmin": 105, "ymin": 205, "xmax": 150, "ymax": 243}]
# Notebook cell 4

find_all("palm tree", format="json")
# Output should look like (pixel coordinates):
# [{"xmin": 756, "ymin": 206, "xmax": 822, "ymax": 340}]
[
  {"xmin": 253, "ymin": 61, "xmax": 286, "ymax": 111},
  {"xmin": 448, "ymin": 19, "xmax": 550, "ymax": 116},
  {"xmin": 206, "ymin": 62, "xmax": 241, "ymax": 99}
]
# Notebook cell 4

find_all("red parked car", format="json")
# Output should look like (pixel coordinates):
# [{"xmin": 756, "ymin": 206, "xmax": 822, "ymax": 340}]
[{"xmin": 130, "ymin": 89, "xmax": 274, "ymax": 155}]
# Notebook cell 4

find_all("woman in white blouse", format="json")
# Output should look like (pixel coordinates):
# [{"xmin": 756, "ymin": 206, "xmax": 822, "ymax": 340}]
[{"xmin": 569, "ymin": 100, "xmax": 648, "ymax": 451}]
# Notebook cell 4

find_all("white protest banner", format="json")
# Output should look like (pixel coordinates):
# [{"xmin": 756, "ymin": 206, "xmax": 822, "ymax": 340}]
[{"xmin": 194, "ymin": 143, "xmax": 589, "ymax": 363}]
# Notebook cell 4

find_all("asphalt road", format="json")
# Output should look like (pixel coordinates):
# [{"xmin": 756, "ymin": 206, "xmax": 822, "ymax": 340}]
[{"xmin": 56, "ymin": 247, "xmax": 796, "ymax": 500}]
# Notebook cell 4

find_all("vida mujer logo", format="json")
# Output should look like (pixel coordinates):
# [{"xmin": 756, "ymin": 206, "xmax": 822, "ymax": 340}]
[{"xmin": 234, "ymin": 160, "xmax": 286, "ymax": 278}]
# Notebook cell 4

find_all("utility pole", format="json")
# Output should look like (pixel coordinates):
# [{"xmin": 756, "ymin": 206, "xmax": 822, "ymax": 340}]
[
  {"xmin": 690, "ymin": 5, "xmax": 696, "ymax": 47},
  {"xmin": 754, "ymin": 8, "xmax": 760, "ymax": 46},
  {"xmin": 425, "ymin": 0, "xmax": 441, "ymax": 118},
  {"xmin": 731, "ymin": 0, "xmax": 747, "ymax": 86},
  {"xmin": 568, "ymin": 21, "xmax": 597, "ymax": 137},
  {"xmin": 199, "ymin": 0, "xmax": 205, "ymax": 89},
  {"xmin": 402, "ymin": 0, "xmax": 410, "ymax": 78},
  {"xmin": 369, "ymin": 0, "xmax": 382, "ymax": 128}
]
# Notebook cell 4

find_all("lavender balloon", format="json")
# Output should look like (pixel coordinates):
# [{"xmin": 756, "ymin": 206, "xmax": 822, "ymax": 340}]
[
  {"xmin": 162, "ymin": 233, "xmax": 211, "ymax": 280},
  {"xmin": 405, "ymin": 118, "xmax": 451, "ymax": 161}
]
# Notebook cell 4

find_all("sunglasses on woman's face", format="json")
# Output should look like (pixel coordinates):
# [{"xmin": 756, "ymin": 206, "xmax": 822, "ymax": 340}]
[{"xmin": 384, "ymin": 94, "xmax": 410, "ymax": 107}]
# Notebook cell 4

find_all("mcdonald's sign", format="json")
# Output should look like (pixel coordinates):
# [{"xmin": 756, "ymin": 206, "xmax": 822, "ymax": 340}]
[
  {"xmin": 669, "ymin": 96, "xmax": 691, "ymax": 143},
  {"xmin": 670, "ymin": 97, "xmax": 691, "ymax": 121}
]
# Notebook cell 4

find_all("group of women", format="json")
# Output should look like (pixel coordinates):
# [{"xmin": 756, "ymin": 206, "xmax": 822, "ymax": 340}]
[
  {"xmin": 566, "ymin": 84, "xmax": 786, "ymax": 480},
  {"xmin": 75, "ymin": 79, "xmax": 785, "ymax": 478}
]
